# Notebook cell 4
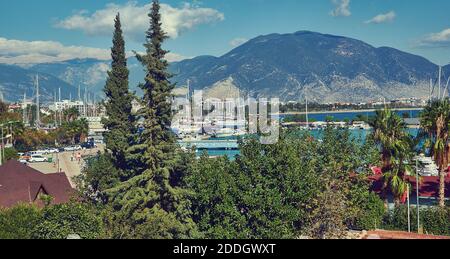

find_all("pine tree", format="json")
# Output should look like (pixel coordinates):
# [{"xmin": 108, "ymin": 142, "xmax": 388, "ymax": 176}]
[
  {"xmin": 107, "ymin": 1, "xmax": 197, "ymax": 238},
  {"xmin": 103, "ymin": 13, "xmax": 135, "ymax": 176}
]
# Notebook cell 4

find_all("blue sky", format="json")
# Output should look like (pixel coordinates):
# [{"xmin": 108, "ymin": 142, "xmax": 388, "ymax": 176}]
[{"xmin": 0, "ymin": 0, "xmax": 449, "ymax": 65}]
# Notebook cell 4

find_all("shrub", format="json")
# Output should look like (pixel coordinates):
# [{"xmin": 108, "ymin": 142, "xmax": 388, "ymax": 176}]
[
  {"xmin": 31, "ymin": 202, "xmax": 103, "ymax": 239},
  {"xmin": 0, "ymin": 204, "xmax": 42, "ymax": 239}
]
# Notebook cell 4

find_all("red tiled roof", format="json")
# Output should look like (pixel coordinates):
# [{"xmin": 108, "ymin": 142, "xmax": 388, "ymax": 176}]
[
  {"xmin": 364, "ymin": 230, "xmax": 450, "ymax": 240},
  {"xmin": 368, "ymin": 174, "xmax": 450, "ymax": 198},
  {"xmin": 0, "ymin": 160, "xmax": 75, "ymax": 208}
]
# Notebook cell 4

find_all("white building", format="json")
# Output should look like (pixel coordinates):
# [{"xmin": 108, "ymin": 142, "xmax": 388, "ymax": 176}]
[{"xmin": 49, "ymin": 100, "xmax": 85, "ymax": 114}]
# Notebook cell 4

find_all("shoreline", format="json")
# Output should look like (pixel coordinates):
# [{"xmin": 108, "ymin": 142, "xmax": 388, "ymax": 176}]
[{"xmin": 281, "ymin": 107, "xmax": 424, "ymax": 116}]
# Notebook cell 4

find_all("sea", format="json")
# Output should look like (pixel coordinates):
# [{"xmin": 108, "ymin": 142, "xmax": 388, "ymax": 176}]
[{"xmin": 185, "ymin": 109, "xmax": 422, "ymax": 159}]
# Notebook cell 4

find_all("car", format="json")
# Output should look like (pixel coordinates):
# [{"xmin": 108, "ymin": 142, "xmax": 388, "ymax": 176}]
[
  {"xmin": 45, "ymin": 148, "xmax": 59, "ymax": 154},
  {"xmin": 29, "ymin": 151, "xmax": 45, "ymax": 156},
  {"xmin": 29, "ymin": 155, "xmax": 48, "ymax": 163},
  {"xmin": 36, "ymin": 149, "xmax": 49, "ymax": 155},
  {"xmin": 64, "ymin": 145, "xmax": 82, "ymax": 152},
  {"xmin": 18, "ymin": 159, "xmax": 28, "ymax": 164},
  {"xmin": 81, "ymin": 142, "xmax": 96, "ymax": 149}
]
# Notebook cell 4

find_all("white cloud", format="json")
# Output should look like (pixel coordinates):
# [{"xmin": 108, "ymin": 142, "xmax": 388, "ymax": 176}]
[
  {"xmin": 330, "ymin": 0, "xmax": 351, "ymax": 17},
  {"xmin": 365, "ymin": 11, "xmax": 396, "ymax": 24},
  {"xmin": 165, "ymin": 52, "xmax": 190, "ymax": 62},
  {"xmin": 0, "ymin": 37, "xmax": 188, "ymax": 64},
  {"xmin": 230, "ymin": 38, "xmax": 248, "ymax": 47},
  {"xmin": 55, "ymin": 2, "xmax": 225, "ymax": 41},
  {"xmin": 0, "ymin": 37, "xmax": 110, "ymax": 64},
  {"xmin": 417, "ymin": 28, "xmax": 450, "ymax": 48}
]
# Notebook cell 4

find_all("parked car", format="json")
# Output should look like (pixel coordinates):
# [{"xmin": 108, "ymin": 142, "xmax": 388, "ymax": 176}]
[
  {"xmin": 29, "ymin": 155, "xmax": 48, "ymax": 163},
  {"xmin": 45, "ymin": 148, "xmax": 59, "ymax": 154},
  {"xmin": 64, "ymin": 145, "xmax": 82, "ymax": 152},
  {"xmin": 29, "ymin": 151, "xmax": 45, "ymax": 156},
  {"xmin": 81, "ymin": 142, "xmax": 96, "ymax": 149}
]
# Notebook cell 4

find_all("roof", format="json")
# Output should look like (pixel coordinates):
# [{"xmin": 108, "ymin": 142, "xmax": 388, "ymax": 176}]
[
  {"xmin": 0, "ymin": 160, "xmax": 75, "ymax": 208},
  {"xmin": 369, "ymin": 174, "xmax": 450, "ymax": 198},
  {"xmin": 363, "ymin": 230, "xmax": 450, "ymax": 240}
]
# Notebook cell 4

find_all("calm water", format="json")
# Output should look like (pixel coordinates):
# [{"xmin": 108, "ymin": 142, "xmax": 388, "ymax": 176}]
[
  {"xmin": 189, "ymin": 109, "xmax": 422, "ymax": 159},
  {"xmin": 280, "ymin": 109, "xmax": 422, "ymax": 122}
]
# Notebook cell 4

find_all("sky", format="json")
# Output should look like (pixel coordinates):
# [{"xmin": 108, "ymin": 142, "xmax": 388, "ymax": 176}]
[{"xmin": 0, "ymin": 0, "xmax": 449, "ymax": 65}]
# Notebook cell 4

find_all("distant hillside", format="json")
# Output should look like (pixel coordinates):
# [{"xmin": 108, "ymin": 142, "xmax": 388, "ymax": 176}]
[
  {"xmin": 170, "ymin": 31, "xmax": 444, "ymax": 103},
  {"xmin": 2, "ymin": 31, "xmax": 448, "ymax": 103},
  {"xmin": 0, "ymin": 64, "xmax": 78, "ymax": 103},
  {"xmin": 29, "ymin": 57, "xmax": 146, "ymax": 98}
]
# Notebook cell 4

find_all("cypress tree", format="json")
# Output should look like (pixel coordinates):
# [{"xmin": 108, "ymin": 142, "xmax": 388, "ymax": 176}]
[
  {"xmin": 103, "ymin": 13, "xmax": 135, "ymax": 176},
  {"xmin": 108, "ymin": 1, "xmax": 197, "ymax": 238}
]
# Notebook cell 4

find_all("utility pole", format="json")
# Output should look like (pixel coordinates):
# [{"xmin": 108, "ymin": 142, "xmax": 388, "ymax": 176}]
[
  {"xmin": 407, "ymin": 184, "xmax": 411, "ymax": 233},
  {"xmin": 35, "ymin": 74, "xmax": 40, "ymax": 128},
  {"xmin": 416, "ymin": 159, "xmax": 421, "ymax": 233},
  {"xmin": 22, "ymin": 92, "xmax": 27, "ymax": 125}
]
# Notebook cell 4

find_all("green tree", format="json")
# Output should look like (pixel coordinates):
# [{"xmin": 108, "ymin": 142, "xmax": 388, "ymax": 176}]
[
  {"xmin": 107, "ymin": 1, "xmax": 197, "ymax": 239},
  {"xmin": 0, "ymin": 204, "xmax": 42, "ymax": 239},
  {"xmin": 74, "ymin": 153, "xmax": 121, "ymax": 203},
  {"xmin": 369, "ymin": 109, "xmax": 413, "ymax": 205},
  {"xmin": 31, "ymin": 202, "xmax": 103, "ymax": 239},
  {"xmin": 102, "ymin": 13, "xmax": 135, "ymax": 175},
  {"xmin": 188, "ymin": 128, "xmax": 384, "ymax": 239},
  {"xmin": 63, "ymin": 107, "xmax": 80, "ymax": 122},
  {"xmin": 420, "ymin": 98, "xmax": 450, "ymax": 207}
]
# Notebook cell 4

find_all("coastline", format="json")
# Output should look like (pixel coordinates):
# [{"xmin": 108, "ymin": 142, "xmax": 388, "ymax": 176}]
[{"xmin": 281, "ymin": 107, "xmax": 424, "ymax": 116}]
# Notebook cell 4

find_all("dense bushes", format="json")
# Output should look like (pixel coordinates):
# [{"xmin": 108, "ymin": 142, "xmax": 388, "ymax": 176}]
[
  {"xmin": 0, "ymin": 205, "xmax": 42, "ymax": 239},
  {"xmin": 187, "ymin": 128, "xmax": 385, "ymax": 239},
  {"xmin": 383, "ymin": 206, "xmax": 450, "ymax": 236},
  {"xmin": 0, "ymin": 203, "xmax": 103, "ymax": 239}
]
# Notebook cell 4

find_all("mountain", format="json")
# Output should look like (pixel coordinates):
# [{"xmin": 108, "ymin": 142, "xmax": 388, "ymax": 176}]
[
  {"xmin": 30, "ymin": 58, "xmax": 111, "ymax": 96},
  {"xmin": 2, "ymin": 31, "xmax": 448, "ymax": 103},
  {"xmin": 0, "ymin": 64, "xmax": 78, "ymax": 103},
  {"xmin": 29, "ymin": 57, "xmax": 146, "ymax": 98},
  {"xmin": 170, "ymin": 31, "xmax": 443, "ymax": 103}
]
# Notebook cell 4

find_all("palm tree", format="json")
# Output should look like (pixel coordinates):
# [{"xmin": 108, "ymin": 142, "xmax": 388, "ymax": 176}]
[
  {"xmin": 63, "ymin": 107, "xmax": 80, "ymax": 122},
  {"xmin": 370, "ymin": 109, "xmax": 413, "ymax": 205},
  {"xmin": 420, "ymin": 98, "xmax": 450, "ymax": 207}
]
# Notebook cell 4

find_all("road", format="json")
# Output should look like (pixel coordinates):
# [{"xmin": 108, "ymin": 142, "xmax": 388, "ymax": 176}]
[{"xmin": 28, "ymin": 145, "xmax": 104, "ymax": 188}]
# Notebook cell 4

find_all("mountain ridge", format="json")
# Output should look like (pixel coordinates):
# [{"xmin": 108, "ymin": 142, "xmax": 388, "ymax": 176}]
[{"xmin": 1, "ymin": 31, "xmax": 449, "ymax": 103}]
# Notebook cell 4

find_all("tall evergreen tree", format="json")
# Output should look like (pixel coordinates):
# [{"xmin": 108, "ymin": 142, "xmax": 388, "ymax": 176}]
[
  {"xmin": 107, "ymin": 1, "xmax": 197, "ymax": 238},
  {"xmin": 103, "ymin": 13, "xmax": 135, "ymax": 175}
]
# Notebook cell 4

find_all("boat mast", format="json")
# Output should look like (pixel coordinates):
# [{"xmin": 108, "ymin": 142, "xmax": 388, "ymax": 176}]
[
  {"xmin": 35, "ymin": 74, "xmax": 40, "ymax": 127},
  {"xmin": 305, "ymin": 86, "xmax": 309, "ymax": 128},
  {"xmin": 438, "ymin": 66, "xmax": 442, "ymax": 99}
]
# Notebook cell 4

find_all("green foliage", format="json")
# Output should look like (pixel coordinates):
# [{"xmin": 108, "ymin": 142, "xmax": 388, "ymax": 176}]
[
  {"xmin": 419, "ymin": 98, "xmax": 450, "ymax": 207},
  {"xmin": 2, "ymin": 147, "xmax": 19, "ymax": 163},
  {"xmin": 369, "ymin": 109, "xmax": 413, "ymax": 202},
  {"xmin": 0, "ymin": 204, "xmax": 42, "ymax": 239},
  {"xmin": 58, "ymin": 118, "xmax": 89, "ymax": 144},
  {"xmin": 31, "ymin": 202, "xmax": 103, "ymax": 239},
  {"xmin": 187, "ymin": 128, "xmax": 384, "ymax": 239},
  {"xmin": 75, "ymin": 153, "xmax": 121, "ymax": 203},
  {"xmin": 348, "ymin": 185, "xmax": 385, "ymax": 230},
  {"xmin": 103, "ymin": 14, "xmax": 135, "ymax": 174},
  {"xmin": 382, "ymin": 206, "xmax": 450, "ymax": 236},
  {"xmin": 106, "ymin": 1, "xmax": 197, "ymax": 239}
]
